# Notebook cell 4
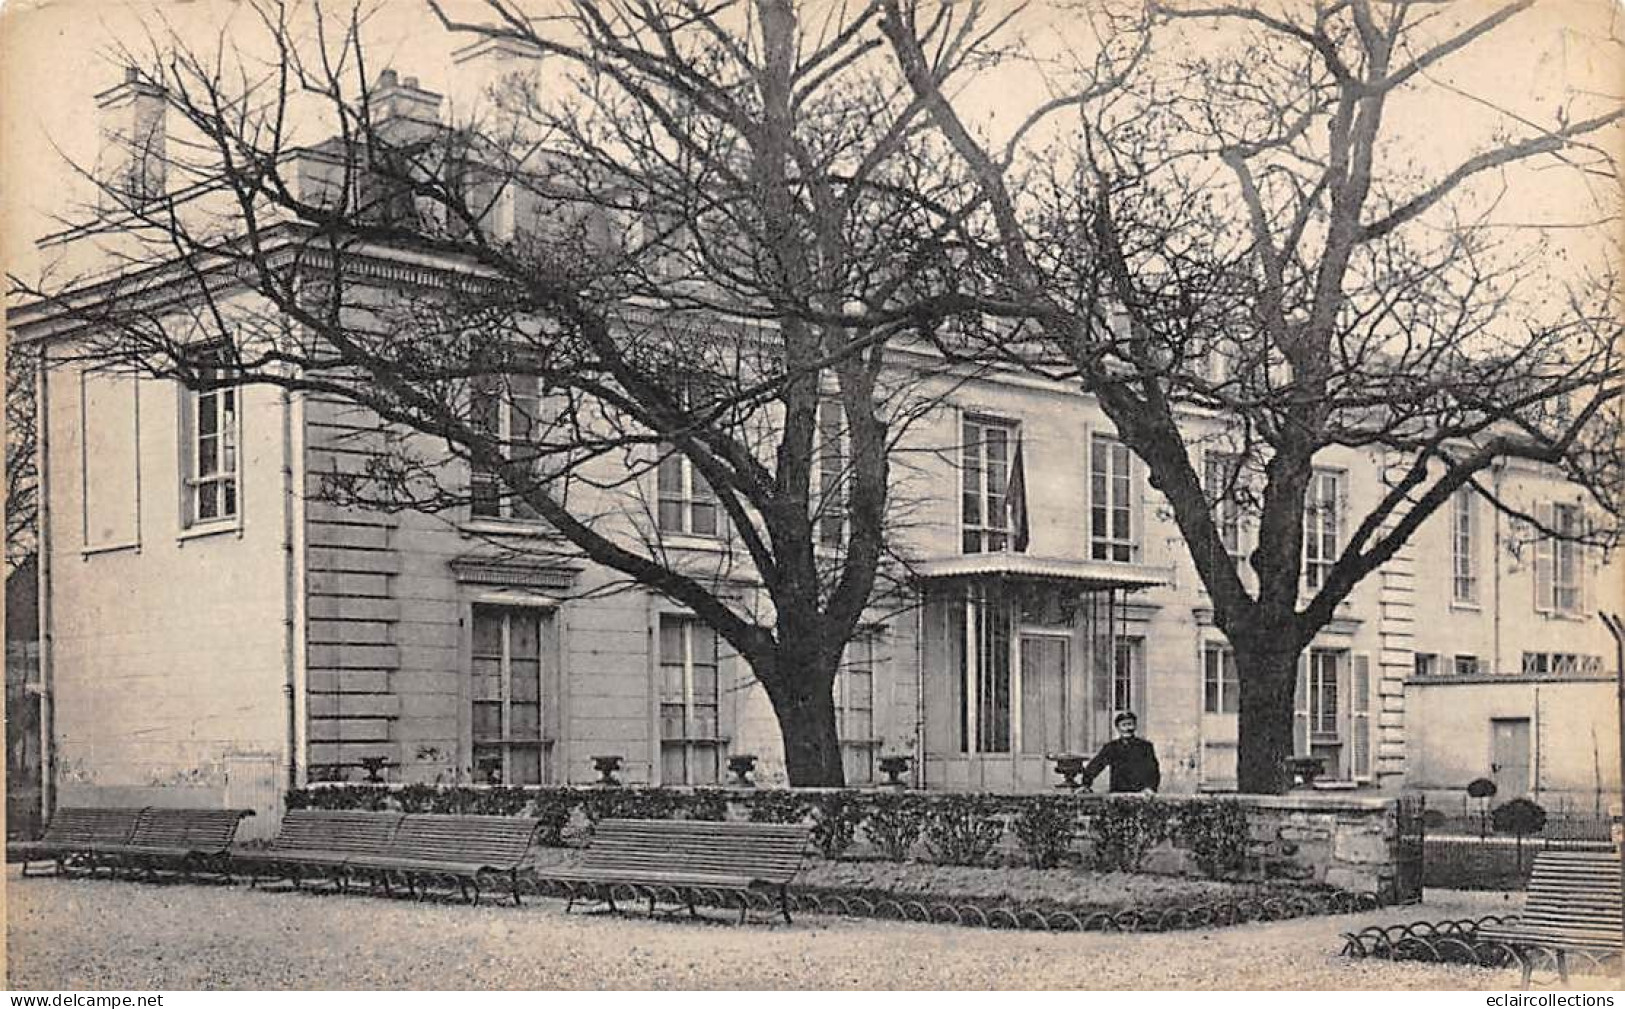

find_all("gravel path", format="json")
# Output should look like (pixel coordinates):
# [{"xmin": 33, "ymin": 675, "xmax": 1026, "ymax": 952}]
[{"xmin": 1, "ymin": 870, "xmax": 1594, "ymax": 990}]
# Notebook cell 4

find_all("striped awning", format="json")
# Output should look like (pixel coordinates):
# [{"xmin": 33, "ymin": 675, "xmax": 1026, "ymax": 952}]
[{"xmin": 910, "ymin": 553, "xmax": 1170, "ymax": 591}]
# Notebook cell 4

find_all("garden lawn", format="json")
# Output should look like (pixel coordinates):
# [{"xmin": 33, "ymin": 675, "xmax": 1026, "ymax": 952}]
[{"xmin": 6, "ymin": 869, "xmax": 1598, "ymax": 990}]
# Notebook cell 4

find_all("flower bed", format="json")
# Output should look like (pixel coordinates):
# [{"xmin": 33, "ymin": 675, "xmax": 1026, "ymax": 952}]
[
  {"xmin": 288, "ymin": 783, "xmax": 1406, "ymax": 899},
  {"xmin": 521, "ymin": 845, "xmax": 1382, "ymax": 931}
]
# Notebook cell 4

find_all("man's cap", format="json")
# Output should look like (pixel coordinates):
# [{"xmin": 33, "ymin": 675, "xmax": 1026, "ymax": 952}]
[{"xmin": 1114, "ymin": 711, "xmax": 1138, "ymax": 726}]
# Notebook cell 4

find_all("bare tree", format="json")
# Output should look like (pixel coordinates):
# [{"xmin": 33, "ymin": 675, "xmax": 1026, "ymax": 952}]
[
  {"xmin": 6, "ymin": 342, "xmax": 38, "ymax": 575},
  {"xmin": 10, "ymin": 0, "xmax": 982, "ymax": 785},
  {"xmin": 882, "ymin": 0, "xmax": 1624, "ymax": 791}
]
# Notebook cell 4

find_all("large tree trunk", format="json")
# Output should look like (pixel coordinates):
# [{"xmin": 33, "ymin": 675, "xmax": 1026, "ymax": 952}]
[
  {"xmin": 1234, "ymin": 641, "xmax": 1301, "ymax": 795},
  {"xmin": 765, "ymin": 670, "xmax": 845, "ymax": 787}
]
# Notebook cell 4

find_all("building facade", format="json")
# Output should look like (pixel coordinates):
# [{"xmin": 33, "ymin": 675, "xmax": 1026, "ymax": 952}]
[{"xmin": 15, "ymin": 71, "xmax": 1622, "ymax": 830}]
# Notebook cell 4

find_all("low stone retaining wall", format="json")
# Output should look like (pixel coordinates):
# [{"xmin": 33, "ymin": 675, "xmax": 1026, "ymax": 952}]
[{"xmin": 288, "ymin": 784, "xmax": 1408, "ymax": 901}]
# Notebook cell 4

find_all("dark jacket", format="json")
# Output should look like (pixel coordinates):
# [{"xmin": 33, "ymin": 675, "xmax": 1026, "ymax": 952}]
[{"xmin": 1081, "ymin": 736, "xmax": 1161, "ymax": 793}]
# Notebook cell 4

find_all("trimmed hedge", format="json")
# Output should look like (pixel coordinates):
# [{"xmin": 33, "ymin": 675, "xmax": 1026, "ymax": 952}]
[{"xmin": 286, "ymin": 784, "xmax": 1253, "ymax": 879}]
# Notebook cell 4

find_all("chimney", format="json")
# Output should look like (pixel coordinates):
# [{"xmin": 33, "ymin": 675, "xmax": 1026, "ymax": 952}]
[
  {"xmin": 94, "ymin": 67, "xmax": 167, "ymax": 210},
  {"xmin": 368, "ymin": 68, "xmax": 443, "ymax": 142}
]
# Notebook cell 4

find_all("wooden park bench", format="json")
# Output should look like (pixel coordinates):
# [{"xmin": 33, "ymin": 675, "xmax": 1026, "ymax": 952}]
[
  {"xmin": 90, "ymin": 808, "xmax": 255, "ymax": 881},
  {"xmin": 1475, "ymin": 850, "xmax": 1623, "ymax": 986},
  {"xmin": 340, "ymin": 813, "xmax": 542, "ymax": 906},
  {"xmin": 537, "ymin": 819, "xmax": 812, "ymax": 924},
  {"xmin": 230, "ymin": 810, "xmax": 405, "ymax": 890},
  {"xmin": 6, "ymin": 807, "xmax": 147, "ymax": 877}
]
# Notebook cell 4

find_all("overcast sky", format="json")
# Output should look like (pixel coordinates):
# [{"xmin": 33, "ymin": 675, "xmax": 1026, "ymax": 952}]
[{"xmin": 2, "ymin": 0, "xmax": 1619, "ymax": 292}]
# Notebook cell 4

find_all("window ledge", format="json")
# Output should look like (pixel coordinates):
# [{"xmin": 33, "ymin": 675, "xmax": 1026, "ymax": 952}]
[
  {"xmin": 657, "ymin": 533, "xmax": 725, "ymax": 552},
  {"xmin": 460, "ymin": 519, "xmax": 559, "ymax": 540},
  {"xmin": 178, "ymin": 519, "xmax": 241, "ymax": 544},
  {"xmin": 1449, "ymin": 599, "xmax": 1482, "ymax": 612},
  {"xmin": 1539, "ymin": 610, "xmax": 1588, "ymax": 623},
  {"xmin": 81, "ymin": 540, "xmax": 141, "ymax": 559}
]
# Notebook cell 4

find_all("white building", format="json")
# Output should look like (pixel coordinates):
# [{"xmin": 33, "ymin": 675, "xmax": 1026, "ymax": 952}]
[{"xmin": 14, "ymin": 70, "xmax": 1621, "ymax": 831}]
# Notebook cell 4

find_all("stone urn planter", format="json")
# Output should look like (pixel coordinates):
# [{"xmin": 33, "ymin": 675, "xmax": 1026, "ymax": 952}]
[
  {"xmin": 592, "ymin": 754, "xmax": 624, "ymax": 786},
  {"xmin": 1286, "ymin": 756, "xmax": 1325, "ymax": 789},
  {"xmin": 359, "ymin": 756, "xmax": 389, "ymax": 784},
  {"xmin": 878, "ymin": 753, "xmax": 912, "ymax": 787},
  {"xmin": 1052, "ymin": 753, "xmax": 1088, "ymax": 790},
  {"xmin": 727, "ymin": 753, "xmax": 758, "ymax": 787}
]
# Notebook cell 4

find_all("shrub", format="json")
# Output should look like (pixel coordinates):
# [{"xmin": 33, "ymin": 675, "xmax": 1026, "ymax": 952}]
[
  {"xmin": 1491, "ymin": 797, "xmax": 1548, "ymax": 837},
  {"xmin": 863, "ymin": 793, "xmax": 926, "ymax": 862},
  {"xmin": 1013, "ymin": 797, "xmax": 1078, "ymax": 868},
  {"xmin": 288, "ymin": 785, "xmax": 391, "ymax": 811},
  {"xmin": 581, "ymin": 787, "xmax": 680, "ymax": 826},
  {"xmin": 685, "ymin": 788, "xmax": 732, "ymax": 821},
  {"xmin": 747, "ymin": 790, "xmax": 810, "ymax": 824},
  {"xmin": 394, "ymin": 783, "xmax": 439, "ymax": 813},
  {"xmin": 923, "ymin": 795, "xmax": 1006, "ymax": 866},
  {"xmin": 809, "ymin": 791, "xmax": 862, "ymax": 860},
  {"xmin": 1089, "ymin": 798, "xmax": 1172, "ymax": 872},
  {"xmin": 530, "ymin": 789, "xmax": 577, "ymax": 846},
  {"xmin": 1174, "ymin": 799, "xmax": 1249, "ymax": 878}
]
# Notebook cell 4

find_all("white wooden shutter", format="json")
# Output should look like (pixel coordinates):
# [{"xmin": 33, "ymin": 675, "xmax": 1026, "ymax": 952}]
[
  {"xmin": 1292, "ymin": 653, "xmax": 1310, "ymax": 757},
  {"xmin": 1350, "ymin": 652, "xmax": 1372, "ymax": 782},
  {"xmin": 1133, "ymin": 639, "xmax": 1149, "ymax": 724},
  {"xmin": 1534, "ymin": 501, "xmax": 1555, "ymax": 614},
  {"xmin": 1580, "ymin": 511, "xmax": 1594, "ymax": 617}
]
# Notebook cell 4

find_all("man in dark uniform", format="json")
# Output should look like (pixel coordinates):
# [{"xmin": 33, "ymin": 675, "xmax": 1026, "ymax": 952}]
[{"xmin": 1080, "ymin": 711, "xmax": 1161, "ymax": 793}]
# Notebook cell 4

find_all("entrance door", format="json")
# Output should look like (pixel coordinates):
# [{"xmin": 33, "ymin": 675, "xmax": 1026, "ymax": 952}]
[
  {"xmin": 1017, "ymin": 633, "xmax": 1074, "ymax": 784},
  {"xmin": 1490, "ymin": 718, "xmax": 1531, "ymax": 797}
]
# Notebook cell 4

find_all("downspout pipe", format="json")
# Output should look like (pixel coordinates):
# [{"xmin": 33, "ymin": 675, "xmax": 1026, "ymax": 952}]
[
  {"xmin": 282, "ymin": 385, "xmax": 298, "ymax": 790},
  {"xmin": 34, "ymin": 349, "xmax": 55, "ymax": 816}
]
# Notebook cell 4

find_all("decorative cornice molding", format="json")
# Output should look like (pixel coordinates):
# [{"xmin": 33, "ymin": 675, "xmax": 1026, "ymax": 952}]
[{"xmin": 449, "ymin": 556, "xmax": 581, "ymax": 590}]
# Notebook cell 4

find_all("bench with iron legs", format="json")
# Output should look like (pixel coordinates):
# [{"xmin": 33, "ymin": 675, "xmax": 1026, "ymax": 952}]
[
  {"xmin": 1474, "ymin": 850, "xmax": 1623, "ymax": 987},
  {"xmin": 341, "ymin": 814, "xmax": 541, "ymax": 906},
  {"xmin": 230, "ymin": 810, "xmax": 405, "ymax": 891},
  {"xmin": 90, "ymin": 808, "xmax": 256, "ymax": 881},
  {"xmin": 536, "ymin": 819, "xmax": 812, "ymax": 924},
  {"xmin": 6, "ymin": 807, "xmax": 149, "ymax": 877}
]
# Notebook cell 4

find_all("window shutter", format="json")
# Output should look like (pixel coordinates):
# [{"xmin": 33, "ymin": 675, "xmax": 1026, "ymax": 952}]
[
  {"xmin": 1292, "ymin": 654, "xmax": 1309, "ymax": 757},
  {"xmin": 1351, "ymin": 652, "xmax": 1372, "ymax": 782},
  {"xmin": 1131, "ymin": 451, "xmax": 1144, "ymax": 562},
  {"xmin": 1534, "ymin": 501, "xmax": 1555, "ymax": 613},
  {"xmin": 1580, "ymin": 512, "xmax": 1594, "ymax": 618},
  {"xmin": 717, "ymin": 634, "xmax": 739, "ymax": 758},
  {"xmin": 1133, "ymin": 641, "xmax": 1149, "ymax": 724}
]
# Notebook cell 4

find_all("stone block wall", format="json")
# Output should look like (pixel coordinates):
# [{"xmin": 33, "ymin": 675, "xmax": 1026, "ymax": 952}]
[{"xmin": 1235, "ymin": 794, "xmax": 1400, "ymax": 897}]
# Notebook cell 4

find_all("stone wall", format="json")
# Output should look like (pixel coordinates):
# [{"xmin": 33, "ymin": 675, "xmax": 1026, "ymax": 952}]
[
  {"xmin": 1119, "ymin": 794, "xmax": 1402, "ymax": 899},
  {"xmin": 1236, "ymin": 794, "xmax": 1401, "ymax": 898}
]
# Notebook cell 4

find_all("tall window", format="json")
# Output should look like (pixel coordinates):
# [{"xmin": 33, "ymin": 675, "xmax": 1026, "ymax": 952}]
[
  {"xmin": 1204, "ymin": 643, "xmax": 1239, "ymax": 714},
  {"xmin": 1452, "ymin": 490, "xmax": 1478, "ymax": 604},
  {"xmin": 1535, "ymin": 502, "xmax": 1584, "ymax": 616},
  {"xmin": 1204, "ymin": 453, "xmax": 1243, "ymax": 559},
  {"xmin": 470, "ymin": 373, "xmax": 541, "ymax": 520},
  {"xmin": 962, "ymin": 417, "xmax": 1015, "ymax": 553},
  {"xmin": 1303, "ymin": 470, "xmax": 1342, "ymax": 592},
  {"xmin": 1454, "ymin": 654, "xmax": 1481, "ymax": 677},
  {"xmin": 656, "ymin": 450, "xmax": 718, "ymax": 536},
  {"xmin": 817, "ymin": 399, "xmax": 845, "ymax": 548},
  {"xmin": 183, "ymin": 350, "xmax": 239, "ymax": 526},
  {"xmin": 1090, "ymin": 435, "xmax": 1134, "ymax": 562},
  {"xmin": 470, "ymin": 605, "xmax": 548, "ymax": 785},
  {"xmin": 836, "ymin": 630, "xmax": 878, "ymax": 784},
  {"xmin": 1553, "ymin": 504, "xmax": 1582, "ymax": 614},
  {"xmin": 1112, "ymin": 638, "xmax": 1141, "ymax": 715},
  {"xmin": 1308, "ymin": 650, "xmax": 1340, "ymax": 737},
  {"xmin": 1413, "ymin": 652, "xmax": 1439, "ymax": 678},
  {"xmin": 658, "ymin": 615, "xmax": 723, "ymax": 783},
  {"xmin": 952, "ymin": 592, "xmax": 1012, "ymax": 753}
]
